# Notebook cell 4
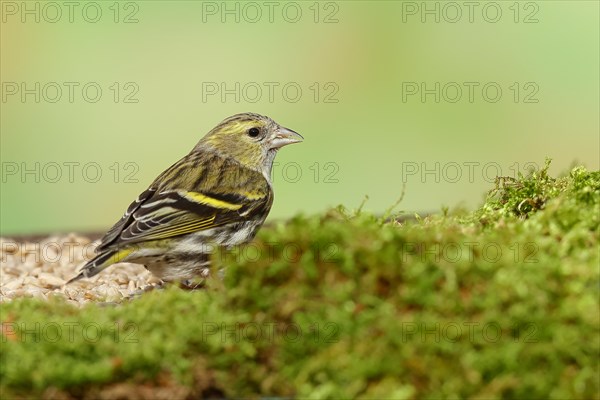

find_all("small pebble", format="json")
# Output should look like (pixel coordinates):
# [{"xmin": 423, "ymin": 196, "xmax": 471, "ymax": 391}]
[{"xmin": 0, "ymin": 235, "xmax": 154, "ymax": 306}]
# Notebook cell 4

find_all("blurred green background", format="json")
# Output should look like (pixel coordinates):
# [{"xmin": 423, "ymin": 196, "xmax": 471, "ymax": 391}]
[{"xmin": 1, "ymin": 1, "xmax": 598, "ymax": 235}]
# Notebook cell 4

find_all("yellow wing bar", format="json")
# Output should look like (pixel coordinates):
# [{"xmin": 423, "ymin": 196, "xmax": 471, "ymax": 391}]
[{"xmin": 182, "ymin": 191, "xmax": 243, "ymax": 210}]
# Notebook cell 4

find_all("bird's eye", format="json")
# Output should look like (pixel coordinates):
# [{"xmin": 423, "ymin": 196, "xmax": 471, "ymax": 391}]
[{"xmin": 248, "ymin": 127, "xmax": 260, "ymax": 138}]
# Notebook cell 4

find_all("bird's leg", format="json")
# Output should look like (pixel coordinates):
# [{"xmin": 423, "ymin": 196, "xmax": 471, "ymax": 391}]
[
  {"xmin": 127, "ymin": 278, "xmax": 165, "ymax": 300},
  {"xmin": 179, "ymin": 278, "xmax": 206, "ymax": 291}
]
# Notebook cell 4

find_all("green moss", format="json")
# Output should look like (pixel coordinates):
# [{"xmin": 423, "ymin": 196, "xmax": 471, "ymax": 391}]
[{"xmin": 1, "ymin": 162, "xmax": 598, "ymax": 399}]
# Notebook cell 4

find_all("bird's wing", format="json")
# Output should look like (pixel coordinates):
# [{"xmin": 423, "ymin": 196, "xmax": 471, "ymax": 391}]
[
  {"xmin": 96, "ymin": 187, "xmax": 156, "ymax": 252},
  {"xmin": 96, "ymin": 159, "xmax": 272, "ymax": 252}
]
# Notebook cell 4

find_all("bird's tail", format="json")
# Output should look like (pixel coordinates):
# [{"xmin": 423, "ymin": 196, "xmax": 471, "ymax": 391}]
[{"xmin": 66, "ymin": 247, "xmax": 134, "ymax": 284}]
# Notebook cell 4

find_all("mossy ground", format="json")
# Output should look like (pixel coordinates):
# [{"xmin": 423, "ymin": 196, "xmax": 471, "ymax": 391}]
[{"xmin": 1, "ymin": 160, "xmax": 599, "ymax": 399}]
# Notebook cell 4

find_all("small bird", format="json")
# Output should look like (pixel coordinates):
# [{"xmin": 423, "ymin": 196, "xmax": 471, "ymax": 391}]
[{"xmin": 68, "ymin": 113, "xmax": 302, "ymax": 286}]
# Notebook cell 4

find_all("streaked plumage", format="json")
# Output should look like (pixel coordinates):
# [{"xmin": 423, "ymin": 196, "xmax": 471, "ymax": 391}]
[{"xmin": 68, "ymin": 113, "xmax": 302, "ymax": 285}]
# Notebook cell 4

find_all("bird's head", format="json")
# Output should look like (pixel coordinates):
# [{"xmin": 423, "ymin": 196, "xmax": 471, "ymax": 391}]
[{"xmin": 195, "ymin": 113, "xmax": 303, "ymax": 176}]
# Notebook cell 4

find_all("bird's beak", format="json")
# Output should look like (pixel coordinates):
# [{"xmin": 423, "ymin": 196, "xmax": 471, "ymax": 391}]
[{"xmin": 271, "ymin": 126, "xmax": 303, "ymax": 149}]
